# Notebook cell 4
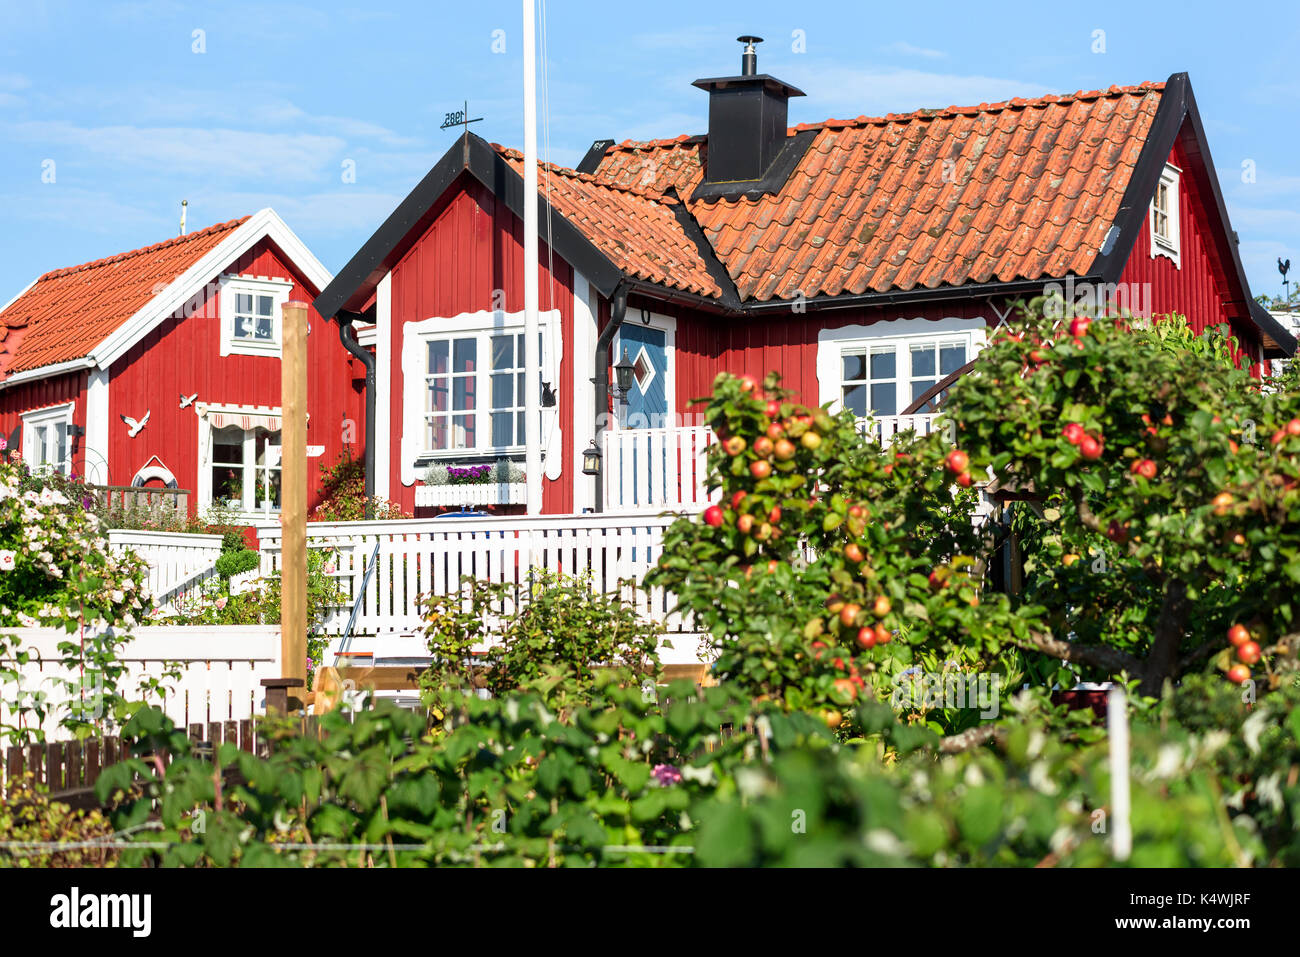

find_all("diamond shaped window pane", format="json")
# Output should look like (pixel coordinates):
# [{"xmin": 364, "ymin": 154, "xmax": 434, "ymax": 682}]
[{"xmin": 632, "ymin": 346, "xmax": 656, "ymax": 394}]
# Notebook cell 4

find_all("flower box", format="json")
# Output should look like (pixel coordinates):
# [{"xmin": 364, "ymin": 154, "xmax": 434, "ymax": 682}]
[{"xmin": 415, "ymin": 482, "xmax": 527, "ymax": 508}]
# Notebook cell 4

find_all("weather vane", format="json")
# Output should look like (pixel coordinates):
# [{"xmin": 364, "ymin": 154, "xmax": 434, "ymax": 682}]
[
  {"xmin": 441, "ymin": 100, "xmax": 484, "ymax": 135},
  {"xmin": 1280, "ymin": 257, "xmax": 1292, "ymax": 302}
]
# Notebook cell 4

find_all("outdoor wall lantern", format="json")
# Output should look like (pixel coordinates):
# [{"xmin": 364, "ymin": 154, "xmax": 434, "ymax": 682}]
[
  {"xmin": 582, "ymin": 439, "xmax": 602, "ymax": 476},
  {"xmin": 613, "ymin": 348, "xmax": 635, "ymax": 399}
]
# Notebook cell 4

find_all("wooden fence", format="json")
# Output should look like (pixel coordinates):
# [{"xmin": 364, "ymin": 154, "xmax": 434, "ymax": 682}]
[
  {"xmin": 258, "ymin": 514, "xmax": 700, "ymax": 655},
  {"xmin": 0, "ymin": 626, "xmax": 281, "ymax": 744},
  {"xmin": 107, "ymin": 529, "xmax": 225, "ymax": 602}
]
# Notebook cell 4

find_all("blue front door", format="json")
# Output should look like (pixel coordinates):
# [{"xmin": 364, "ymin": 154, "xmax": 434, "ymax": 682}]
[{"xmin": 618, "ymin": 325, "xmax": 667, "ymax": 428}]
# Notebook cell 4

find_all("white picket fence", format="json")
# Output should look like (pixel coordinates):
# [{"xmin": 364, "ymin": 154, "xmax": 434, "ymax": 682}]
[
  {"xmin": 107, "ymin": 529, "xmax": 225, "ymax": 602},
  {"xmin": 602, "ymin": 425, "xmax": 716, "ymax": 513},
  {"xmin": 864, "ymin": 413, "xmax": 941, "ymax": 446},
  {"xmin": 258, "ymin": 514, "xmax": 698, "ymax": 653},
  {"xmin": 0, "ymin": 625, "xmax": 280, "ymax": 743}
]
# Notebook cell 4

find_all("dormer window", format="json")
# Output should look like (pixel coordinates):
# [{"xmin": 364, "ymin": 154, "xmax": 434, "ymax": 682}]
[
  {"xmin": 219, "ymin": 275, "xmax": 293, "ymax": 357},
  {"xmin": 1150, "ymin": 163, "xmax": 1181, "ymax": 267}
]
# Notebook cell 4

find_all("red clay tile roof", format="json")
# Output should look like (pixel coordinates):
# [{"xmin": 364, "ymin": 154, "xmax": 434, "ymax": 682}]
[
  {"xmin": 0, "ymin": 217, "xmax": 248, "ymax": 378},
  {"xmin": 587, "ymin": 83, "xmax": 1165, "ymax": 302},
  {"xmin": 495, "ymin": 147, "xmax": 720, "ymax": 298}
]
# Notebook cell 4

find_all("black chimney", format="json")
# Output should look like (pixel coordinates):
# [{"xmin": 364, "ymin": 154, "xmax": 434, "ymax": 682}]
[{"xmin": 693, "ymin": 36, "xmax": 805, "ymax": 186}]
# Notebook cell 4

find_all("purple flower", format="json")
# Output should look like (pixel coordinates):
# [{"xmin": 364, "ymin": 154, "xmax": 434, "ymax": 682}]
[
  {"xmin": 82, "ymin": 496, "xmax": 95, "ymax": 510},
  {"xmin": 651, "ymin": 764, "xmax": 682, "ymax": 786}
]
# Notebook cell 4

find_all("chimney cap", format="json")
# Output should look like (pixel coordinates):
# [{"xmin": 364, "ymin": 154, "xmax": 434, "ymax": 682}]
[{"xmin": 691, "ymin": 74, "xmax": 805, "ymax": 98}]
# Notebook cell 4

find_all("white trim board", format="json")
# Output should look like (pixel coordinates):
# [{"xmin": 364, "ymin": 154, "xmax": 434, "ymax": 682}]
[
  {"xmin": 570, "ymin": 273, "xmax": 598, "ymax": 513},
  {"xmin": 375, "ymin": 272, "xmax": 392, "ymax": 501},
  {"xmin": 91, "ymin": 207, "xmax": 334, "ymax": 370}
]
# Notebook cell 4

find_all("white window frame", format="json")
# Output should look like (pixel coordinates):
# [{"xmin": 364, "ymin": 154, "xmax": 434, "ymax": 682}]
[
  {"xmin": 21, "ymin": 402, "xmax": 75, "ymax": 475},
  {"xmin": 816, "ymin": 317, "xmax": 987, "ymax": 421},
  {"xmin": 399, "ymin": 309, "xmax": 563, "ymax": 487},
  {"xmin": 196, "ymin": 404, "xmax": 284, "ymax": 519},
  {"xmin": 219, "ymin": 274, "xmax": 294, "ymax": 357},
  {"xmin": 1149, "ymin": 162, "xmax": 1181, "ymax": 268}
]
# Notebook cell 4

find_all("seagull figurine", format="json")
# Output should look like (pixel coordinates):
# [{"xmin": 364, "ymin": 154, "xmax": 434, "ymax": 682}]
[
  {"xmin": 179, "ymin": 393, "xmax": 198, "ymax": 409},
  {"xmin": 120, "ymin": 410, "xmax": 150, "ymax": 437}
]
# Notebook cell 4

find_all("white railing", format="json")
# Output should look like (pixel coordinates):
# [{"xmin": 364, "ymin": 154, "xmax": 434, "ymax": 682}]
[
  {"xmin": 602, "ymin": 425, "xmax": 716, "ymax": 513},
  {"xmin": 864, "ymin": 413, "xmax": 940, "ymax": 447},
  {"xmin": 258, "ymin": 514, "xmax": 692, "ymax": 642},
  {"xmin": 107, "ymin": 529, "xmax": 225, "ymax": 601},
  {"xmin": 0, "ymin": 625, "xmax": 281, "ymax": 743},
  {"xmin": 414, "ymin": 482, "xmax": 527, "ymax": 508}
]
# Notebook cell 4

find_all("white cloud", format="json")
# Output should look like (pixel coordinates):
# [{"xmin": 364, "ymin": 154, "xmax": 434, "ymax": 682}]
[
  {"xmin": 886, "ymin": 41, "xmax": 946, "ymax": 59},
  {"xmin": 6, "ymin": 120, "xmax": 347, "ymax": 183},
  {"xmin": 791, "ymin": 65, "xmax": 1051, "ymax": 119}
]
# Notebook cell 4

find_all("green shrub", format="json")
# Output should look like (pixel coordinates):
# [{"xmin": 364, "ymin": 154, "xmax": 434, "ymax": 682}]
[
  {"xmin": 420, "ymin": 570, "xmax": 662, "ymax": 711},
  {"xmin": 214, "ymin": 548, "xmax": 259, "ymax": 579}
]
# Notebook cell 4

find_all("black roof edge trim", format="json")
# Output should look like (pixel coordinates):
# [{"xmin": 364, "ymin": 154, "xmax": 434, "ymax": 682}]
[
  {"xmin": 1180, "ymin": 82, "xmax": 1296, "ymax": 358},
  {"xmin": 314, "ymin": 133, "xmax": 474, "ymax": 321},
  {"xmin": 313, "ymin": 132, "xmax": 626, "ymax": 321},
  {"xmin": 1249, "ymin": 300, "xmax": 1296, "ymax": 358},
  {"xmin": 576, "ymin": 139, "xmax": 615, "ymax": 174},
  {"xmin": 1092, "ymin": 74, "xmax": 1188, "ymax": 285},
  {"xmin": 665, "ymin": 188, "xmax": 742, "ymax": 310},
  {"xmin": 743, "ymin": 276, "xmax": 1067, "ymax": 313},
  {"xmin": 691, "ymin": 129, "xmax": 817, "ymax": 203}
]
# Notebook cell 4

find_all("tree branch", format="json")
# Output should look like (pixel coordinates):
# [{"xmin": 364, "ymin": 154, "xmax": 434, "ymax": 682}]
[
  {"xmin": 1140, "ymin": 578, "xmax": 1191, "ymax": 697},
  {"xmin": 938, "ymin": 723, "xmax": 1006, "ymax": 754},
  {"xmin": 1012, "ymin": 627, "xmax": 1143, "ymax": 675}
]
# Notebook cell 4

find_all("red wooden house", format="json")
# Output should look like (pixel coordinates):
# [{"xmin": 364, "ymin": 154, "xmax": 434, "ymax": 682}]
[
  {"xmin": 314, "ymin": 45, "xmax": 1295, "ymax": 518},
  {"xmin": 0, "ymin": 208, "xmax": 367, "ymax": 522}
]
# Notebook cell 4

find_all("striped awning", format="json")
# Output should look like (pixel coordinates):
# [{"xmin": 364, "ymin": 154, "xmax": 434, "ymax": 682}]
[{"xmin": 206, "ymin": 408, "xmax": 282, "ymax": 431}]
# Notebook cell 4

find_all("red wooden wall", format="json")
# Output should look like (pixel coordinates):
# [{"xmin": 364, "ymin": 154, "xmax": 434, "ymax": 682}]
[
  {"xmin": 0, "ymin": 370, "xmax": 88, "ymax": 473},
  {"xmin": 662, "ymin": 297, "xmax": 997, "ymax": 414},
  {"xmin": 107, "ymin": 237, "xmax": 366, "ymax": 512},
  {"xmin": 1118, "ymin": 131, "xmax": 1263, "ymax": 368},
  {"xmin": 388, "ymin": 174, "xmax": 575, "ymax": 515}
]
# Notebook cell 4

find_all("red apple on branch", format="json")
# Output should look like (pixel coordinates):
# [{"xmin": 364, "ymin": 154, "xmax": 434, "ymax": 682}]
[{"xmin": 703, "ymin": 505, "xmax": 724, "ymax": 527}]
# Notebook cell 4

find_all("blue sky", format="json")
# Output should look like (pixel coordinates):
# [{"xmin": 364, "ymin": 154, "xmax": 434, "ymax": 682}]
[{"xmin": 2, "ymin": 0, "xmax": 1298, "ymax": 303}]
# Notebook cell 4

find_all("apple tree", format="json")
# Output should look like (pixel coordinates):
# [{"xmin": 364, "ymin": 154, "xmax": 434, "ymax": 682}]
[{"xmin": 649, "ymin": 305, "xmax": 1300, "ymax": 732}]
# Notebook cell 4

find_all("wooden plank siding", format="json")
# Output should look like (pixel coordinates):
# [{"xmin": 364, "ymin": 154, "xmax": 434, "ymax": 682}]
[
  {"xmin": 105, "ymin": 236, "xmax": 366, "ymax": 512},
  {"xmin": 387, "ymin": 174, "xmax": 576, "ymax": 517},
  {"xmin": 1117, "ymin": 132, "xmax": 1265, "ymax": 372}
]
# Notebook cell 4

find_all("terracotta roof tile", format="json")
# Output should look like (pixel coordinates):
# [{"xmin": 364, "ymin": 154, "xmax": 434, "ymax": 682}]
[
  {"xmin": 585, "ymin": 81, "xmax": 1164, "ymax": 302},
  {"xmin": 493, "ymin": 147, "xmax": 719, "ymax": 299},
  {"xmin": 0, "ymin": 217, "xmax": 248, "ymax": 377}
]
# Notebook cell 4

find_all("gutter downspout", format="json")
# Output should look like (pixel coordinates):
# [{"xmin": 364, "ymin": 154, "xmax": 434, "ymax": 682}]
[
  {"xmin": 336, "ymin": 310, "xmax": 377, "ymax": 518},
  {"xmin": 593, "ymin": 281, "xmax": 629, "ymax": 513}
]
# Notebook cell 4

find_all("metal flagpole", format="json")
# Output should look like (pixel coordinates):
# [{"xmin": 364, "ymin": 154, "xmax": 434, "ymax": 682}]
[{"xmin": 522, "ymin": 0, "xmax": 542, "ymax": 516}]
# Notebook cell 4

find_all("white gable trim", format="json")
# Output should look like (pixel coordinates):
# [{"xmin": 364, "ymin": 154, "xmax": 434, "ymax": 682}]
[
  {"xmin": 0, "ymin": 277, "xmax": 38, "ymax": 318},
  {"xmin": 90, "ymin": 208, "xmax": 333, "ymax": 371}
]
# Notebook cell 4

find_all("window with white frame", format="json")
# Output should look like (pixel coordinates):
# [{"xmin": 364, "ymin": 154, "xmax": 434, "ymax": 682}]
[
  {"xmin": 209, "ymin": 425, "xmax": 281, "ymax": 512},
  {"xmin": 1150, "ymin": 163, "xmax": 1181, "ymax": 266},
  {"xmin": 839, "ymin": 336, "xmax": 971, "ymax": 418},
  {"xmin": 420, "ymin": 328, "xmax": 544, "ymax": 454},
  {"xmin": 220, "ymin": 275, "xmax": 293, "ymax": 356},
  {"xmin": 21, "ymin": 404, "xmax": 74, "ymax": 475}
]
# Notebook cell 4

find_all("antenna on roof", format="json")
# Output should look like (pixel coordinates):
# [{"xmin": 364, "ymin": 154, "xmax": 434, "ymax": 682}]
[{"xmin": 179, "ymin": 199, "xmax": 188, "ymax": 236}]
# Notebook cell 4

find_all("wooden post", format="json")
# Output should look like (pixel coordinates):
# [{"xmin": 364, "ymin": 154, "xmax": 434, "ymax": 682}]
[{"xmin": 281, "ymin": 301, "xmax": 309, "ymax": 688}]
